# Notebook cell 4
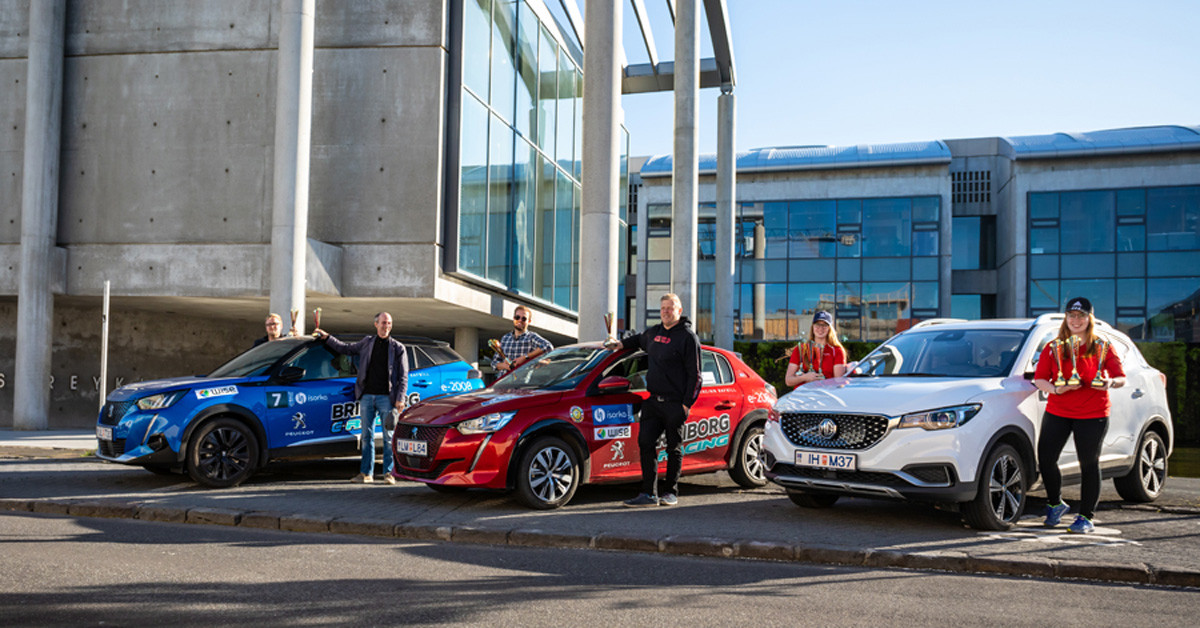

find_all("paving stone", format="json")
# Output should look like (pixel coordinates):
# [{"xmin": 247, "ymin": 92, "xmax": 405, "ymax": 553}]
[
  {"xmin": 280, "ymin": 514, "xmax": 331, "ymax": 533},
  {"xmin": 1057, "ymin": 560, "xmax": 1151, "ymax": 585},
  {"xmin": 450, "ymin": 526, "xmax": 511, "ymax": 545},
  {"xmin": 0, "ymin": 498, "xmax": 34, "ymax": 512},
  {"xmin": 734, "ymin": 540, "xmax": 796, "ymax": 561},
  {"xmin": 68, "ymin": 500, "xmax": 138, "ymax": 519},
  {"xmin": 31, "ymin": 500, "xmax": 73, "ymax": 515},
  {"xmin": 961, "ymin": 555, "xmax": 1056, "ymax": 580},
  {"xmin": 136, "ymin": 505, "xmax": 187, "ymax": 523},
  {"xmin": 330, "ymin": 517, "xmax": 397, "ymax": 538},
  {"xmin": 508, "ymin": 528, "xmax": 594, "ymax": 550},
  {"xmin": 239, "ymin": 511, "xmax": 283, "ymax": 530},
  {"xmin": 662, "ymin": 535, "xmax": 735, "ymax": 558},
  {"xmin": 594, "ymin": 533, "xmax": 660, "ymax": 553},
  {"xmin": 186, "ymin": 507, "xmax": 243, "ymax": 526},
  {"xmin": 1151, "ymin": 565, "xmax": 1200, "ymax": 589},
  {"xmin": 795, "ymin": 545, "xmax": 868, "ymax": 567},
  {"xmin": 395, "ymin": 523, "xmax": 452, "ymax": 541}
]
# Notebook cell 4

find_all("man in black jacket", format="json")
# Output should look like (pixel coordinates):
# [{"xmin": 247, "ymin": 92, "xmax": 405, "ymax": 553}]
[
  {"xmin": 605, "ymin": 293, "xmax": 701, "ymax": 507},
  {"xmin": 315, "ymin": 313, "xmax": 408, "ymax": 484}
]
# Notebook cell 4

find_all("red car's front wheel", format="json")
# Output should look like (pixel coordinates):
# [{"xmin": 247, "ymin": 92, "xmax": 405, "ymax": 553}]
[{"xmin": 514, "ymin": 436, "xmax": 580, "ymax": 509}]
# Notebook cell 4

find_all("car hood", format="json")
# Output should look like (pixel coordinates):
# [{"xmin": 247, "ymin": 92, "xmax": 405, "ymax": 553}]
[
  {"xmin": 402, "ymin": 388, "xmax": 565, "ymax": 425},
  {"xmin": 105, "ymin": 375, "xmax": 251, "ymax": 402},
  {"xmin": 775, "ymin": 375, "xmax": 1013, "ymax": 417}
]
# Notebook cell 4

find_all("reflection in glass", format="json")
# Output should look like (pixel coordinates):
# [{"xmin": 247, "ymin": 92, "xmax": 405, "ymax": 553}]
[
  {"xmin": 514, "ymin": 1, "xmax": 538, "ymax": 139},
  {"xmin": 764, "ymin": 202, "xmax": 788, "ymax": 258},
  {"xmin": 490, "ymin": 0, "xmax": 517, "ymax": 122},
  {"xmin": 863, "ymin": 198, "xmax": 911, "ymax": 257},
  {"xmin": 537, "ymin": 25, "xmax": 557, "ymax": 159},
  {"xmin": 487, "ymin": 113, "xmax": 513, "ymax": 284},
  {"xmin": 1147, "ymin": 186, "xmax": 1200, "ymax": 251},
  {"xmin": 458, "ymin": 95, "xmax": 490, "ymax": 276},
  {"xmin": 789, "ymin": 200, "xmax": 836, "ymax": 258},
  {"xmin": 1060, "ymin": 190, "xmax": 1115, "ymax": 253},
  {"xmin": 463, "ymin": 0, "xmax": 492, "ymax": 99}
]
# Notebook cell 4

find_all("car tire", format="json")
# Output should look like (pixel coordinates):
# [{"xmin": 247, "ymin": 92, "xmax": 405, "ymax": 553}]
[
  {"xmin": 513, "ymin": 436, "xmax": 579, "ymax": 510},
  {"xmin": 185, "ymin": 418, "xmax": 260, "ymax": 488},
  {"xmin": 1113, "ymin": 429, "xmax": 1167, "ymax": 503},
  {"xmin": 962, "ymin": 443, "xmax": 1027, "ymax": 531},
  {"xmin": 729, "ymin": 424, "xmax": 769, "ymax": 488},
  {"xmin": 786, "ymin": 489, "xmax": 839, "ymax": 508}
]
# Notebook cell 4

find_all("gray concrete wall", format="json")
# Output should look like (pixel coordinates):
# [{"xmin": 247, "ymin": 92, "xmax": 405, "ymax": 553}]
[
  {"xmin": 2, "ymin": 0, "xmax": 450, "ymax": 300},
  {"xmin": 0, "ymin": 298, "xmax": 251, "ymax": 428}
]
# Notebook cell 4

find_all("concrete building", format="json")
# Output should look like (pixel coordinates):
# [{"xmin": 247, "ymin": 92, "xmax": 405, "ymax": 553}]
[{"xmin": 631, "ymin": 125, "xmax": 1200, "ymax": 343}]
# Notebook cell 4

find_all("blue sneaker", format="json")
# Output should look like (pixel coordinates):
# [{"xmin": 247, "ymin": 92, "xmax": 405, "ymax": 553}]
[
  {"xmin": 1067, "ymin": 515, "xmax": 1094, "ymax": 534},
  {"xmin": 623, "ymin": 493, "xmax": 659, "ymax": 508},
  {"xmin": 659, "ymin": 493, "xmax": 678, "ymax": 507},
  {"xmin": 1043, "ymin": 501, "xmax": 1071, "ymax": 527}
]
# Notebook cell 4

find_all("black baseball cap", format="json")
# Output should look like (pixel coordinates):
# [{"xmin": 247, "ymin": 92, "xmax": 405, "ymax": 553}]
[
  {"xmin": 813, "ymin": 311, "xmax": 834, "ymax": 325},
  {"xmin": 1065, "ymin": 297, "xmax": 1093, "ymax": 315}
]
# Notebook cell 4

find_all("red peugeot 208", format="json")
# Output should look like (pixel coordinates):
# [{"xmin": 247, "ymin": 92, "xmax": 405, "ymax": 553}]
[{"xmin": 390, "ymin": 342, "xmax": 777, "ymax": 508}]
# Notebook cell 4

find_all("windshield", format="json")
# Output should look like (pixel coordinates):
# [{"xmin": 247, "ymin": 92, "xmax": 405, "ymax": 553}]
[
  {"xmin": 493, "ymin": 346, "xmax": 610, "ymax": 391},
  {"xmin": 851, "ymin": 329, "xmax": 1027, "ymax": 378},
  {"xmin": 208, "ymin": 339, "xmax": 302, "ymax": 378}
]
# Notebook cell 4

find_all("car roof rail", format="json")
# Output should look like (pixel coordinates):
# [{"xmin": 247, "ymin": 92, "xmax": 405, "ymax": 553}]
[
  {"xmin": 910, "ymin": 318, "xmax": 968, "ymax": 329},
  {"xmin": 1033, "ymin": 313, "xmax": 1065, "ymax": 326}
]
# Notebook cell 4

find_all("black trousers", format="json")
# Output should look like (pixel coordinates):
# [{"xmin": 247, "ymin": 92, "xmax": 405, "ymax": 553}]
[
  {"xmin": 638, "ymin": 397, "xmax": 687, "ymax": 496},
  {"xmin": 1038, "ymin": 411, "xmax": 1109, "ymax": 519}
]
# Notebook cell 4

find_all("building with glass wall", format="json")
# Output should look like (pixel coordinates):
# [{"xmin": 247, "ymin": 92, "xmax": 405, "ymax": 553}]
[{"xmin": 631, "ymin": 125, "xmax": 1200, "ymax": 343}]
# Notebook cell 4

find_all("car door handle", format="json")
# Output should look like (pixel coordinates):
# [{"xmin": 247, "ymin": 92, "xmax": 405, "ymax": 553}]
[
  {"xmin": 340, "ymin": 386, "xmax": 354, "ymax": 394},
  {"xmin": 714, "ymin": 401, "xmax": 735, "ymax": 410},
  {"xmin": 1131, "ymin": 388, "xmax": 1145, "ymax": 399}
]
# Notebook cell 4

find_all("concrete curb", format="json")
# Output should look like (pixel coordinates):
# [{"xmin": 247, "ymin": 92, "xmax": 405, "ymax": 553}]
[{"xmin": 3, "ymin": 497, "xmax": 1197, "ymax": 589}]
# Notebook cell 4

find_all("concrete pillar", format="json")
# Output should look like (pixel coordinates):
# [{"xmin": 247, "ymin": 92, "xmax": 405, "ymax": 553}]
[
  {"xmin": 13, "ymin": 0, "xmax": 66, "ymax": 431},
  {"xmin": 635, "ymin": 188, "xmax": 649, "ymax": 332},
  {"xmin": 577, "ymin": 0, "xmax": 622, "ymax": 342},
  {"xmin": 753, "ymin": 222, "xmax": 765, "ymax": 339},
  {"xmin": 714, "ymin": 90, "xmax": 736, "ymax": 350},
  {"xmin": 454, "ymin": 326, "xmax": 480, "ymax": 370},
  {"xmin": 269, "ymin": 0, "xmax": 315, "ymax": 334},
  {"xmin": 671, "ymin": 0, "xmax": 700, "ymax": 321}
]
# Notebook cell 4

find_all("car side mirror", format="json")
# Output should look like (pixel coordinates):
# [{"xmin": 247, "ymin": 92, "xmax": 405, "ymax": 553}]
[
  {"xmin": 467, "ymin": 369, "xmax": 482, "ymax": 380},
  {"xmin": 276, "ymin": 365, "xmax": 306, "ymax": 383},
  {"xmin": 597, "ymin": 375, "xmax": 631, "ymax": 394}
]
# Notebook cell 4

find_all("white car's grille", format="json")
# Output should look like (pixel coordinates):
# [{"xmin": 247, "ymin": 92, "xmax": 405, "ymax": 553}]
[{"xmin": 780, "ymin": 413, "xmax": 890, "ymax": 450}]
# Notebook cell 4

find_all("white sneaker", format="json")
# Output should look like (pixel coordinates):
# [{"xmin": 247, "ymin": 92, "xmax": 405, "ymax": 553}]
[{"xmin": 351, "ymin": 473, "xmax": 373, "ymax": 484}]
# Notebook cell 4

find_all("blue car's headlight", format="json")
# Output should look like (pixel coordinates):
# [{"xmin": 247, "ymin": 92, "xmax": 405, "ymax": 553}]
[
  {"xmin": 898, "ymin": 404, "xmax": 981, "ymax": 430},
  {"xmin": 136, "ymin": 391, "xmax": 187, "ymax": 411},
  {"xmin": 456, "ymin": 411, "xmax": 516, "ymax": 435}
]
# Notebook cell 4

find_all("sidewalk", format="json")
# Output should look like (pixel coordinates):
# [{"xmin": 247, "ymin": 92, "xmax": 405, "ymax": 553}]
[
  {"xmin": 0, "ymin": 429, "xmax": 95, "ymax": 454},
  {"xmin": 1, "ymin": 435, "xmax": 1198, "ymax": 589}
]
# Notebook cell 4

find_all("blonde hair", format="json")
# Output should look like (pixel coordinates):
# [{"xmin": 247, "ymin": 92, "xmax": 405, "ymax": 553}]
[
  {"xmin": 809, "ymin": 319, "xmax": 844, "ymax": 351},
  {"xmin": 1057, "ymin": 312, "xmax": 1099, "ymax": 356},
  {"xmin": 265, "ymin": 313, "xmax": 282, "ymax": 324}
]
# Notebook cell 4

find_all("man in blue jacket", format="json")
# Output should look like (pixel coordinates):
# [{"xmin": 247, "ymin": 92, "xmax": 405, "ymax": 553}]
[
  {"xmin": 605, "ymin": 293, "xmax": 701, "ymax": 507},
  {"xmin": 315, "ymin": 312, "xmax": 408, "ymax": 484}
]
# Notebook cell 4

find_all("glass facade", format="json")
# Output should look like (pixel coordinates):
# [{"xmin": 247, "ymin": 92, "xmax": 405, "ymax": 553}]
[
  {"xmin": 646, "ymin": 196, "xmax": 942, "ymax": 342},
  {"xmin": 1028, "ymin": 185, "xmax": 1200, "ymax": 341},
  {"xmin": 458, "ymin": 0, "xmax": 622, "ymax": 312}
]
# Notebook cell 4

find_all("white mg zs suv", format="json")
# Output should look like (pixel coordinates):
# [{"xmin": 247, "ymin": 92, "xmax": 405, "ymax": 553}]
[{"xmin": 763, "ymin": 315, "xmax": 1173, "ymax": 530}]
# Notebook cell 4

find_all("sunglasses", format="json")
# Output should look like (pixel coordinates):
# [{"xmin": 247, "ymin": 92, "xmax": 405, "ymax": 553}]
[{"xmin": 513, "ymin": 315, "xmax": 528, "ymax": 321}]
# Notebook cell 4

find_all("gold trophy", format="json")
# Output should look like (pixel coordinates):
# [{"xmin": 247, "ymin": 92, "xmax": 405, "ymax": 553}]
[
  {"xmin": 1051, "ymin": 339, "xmax": 1067, "ymax": 387},
  {"xmin": 488, "ymin": 338, "xmax": 508, "ymax": 363},
  {"xmin": 603, "ymin": 311, "xmax": 616, "ymax": 344},
  {"xmin": 289, "ymin": 309, "xmax": 299, "ymax": 336},
  {"xmin": 1066, "ymin": 336, "xmax": 1082, "ymax": 386},
  {"xmin": 810, "ymin": 341, "xmax": 825, "ymax": 379},
  {"xmin": 797, "ymin": 342, "xmax": 811, "ymax": 375},
  {"xmin": 312, "ymin": 307, "xmax": 322, "ymax": 338},
  {"xmin": 1090, "ymin": 339, "xmax": 1109, "ymax": 388}
]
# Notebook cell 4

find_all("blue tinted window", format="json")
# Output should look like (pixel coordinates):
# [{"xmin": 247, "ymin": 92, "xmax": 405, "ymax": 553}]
[
  {"xmin": 789, "ymin": 259, "xmax": 835, "ymax": 281},
  {"xmin": 1116, "ymin": 252, "xmax": 1145, "ymax": 278},
  {"xmin": 458, "ymin": 94, "xmax": 490, "ymax": 276},
  {"xmin": 1117, "ymin": 278, "xmax": 1145, "ymax": 308},
  {"xmin": 463, "ymin": 0, "xmax": 492, "ymax": 99},
  {"xmin": 1030, "ymin": 255, "xmax": 1058, "ymax": 279},
  {"xmin": 912, "ymin": 196, "xmax": 940, "ymax": 222},
  {"xmin": 912, "ymin": 229, "xmax": 938, "ymax": 257},
  {"xmin": 863, "ymin": 198, "xmax": 911, "ymax": 257},
  {"xmin": 863, "ymin": 258, "xmax": 909, "ymax": 281},
  {"xmin": 764, "ymin": 283, "xmax": 789, "ymax": 340},
  {"xmin": 1117, "ymin": 189, "xmax": 1145, "ymax": 216},
  {"xmin": 537, "ymin": 26, "xmax": 557, "ymax": 159},
  {"xmin": 789, "ymin": 200, "xmax": 836, "ymax": 258},
  {"xmin": 1060, "ymin": 190, "xmax": 1115, "ymax": 253},
  {"xmin": 836, "ymin": 199, "xmax": 861, "ymax": 224},
  {"xmin": 486, "ymin": 113, "xmax": 513, "ymax": 283},
  {"xmin": 837, "ymin": 258, "xmax": 860, "ymax": 281},
  {"xmin": 1060, "ymin": 279, "xmax": 1114, "ymax": 322},
  {"xmin": 952, "ymin": 295, "xmax": 981, "ymax": 320},
  {"xmin": 1061, "ymin": 253, "xmax": 1114, "ymax": 279},
  {"xmin": 1030, "ymin": 227, "xmax": 1058, "ymax": 254},
  {"xmin": 1147, "ymin": 186, "xmax": 1200, "ymax": 251},
  {"xmin": 953, "ymin": 217, "xmax": 981, "ymax": 270},
  {"xmin": 912, "ymin": 257, "xmax": 938, "ymax": 281},
  {"xmin": 764, "ymin": 202, "xmax": 788, "ymax": 258},
  {"xmin": 514, "ymin": 1, "xmax": 538, "ymax": 139},
  {"xmin": 1029, "ymin": 279, "xmax": 1059, "ymax": 309},
  {"xmin": 490, "ymin": 0, "xmax": 517, "ymax": 122},
  {"xmin": 1147, "ymin": 251, "xmax": 1200, "ymax": 276},
  {"xmin": 1030, "ymin": 193, "xmax": 1058, "ymax": 219},
  {"xmin": 789, "ymin": 283, "xmax": 836, "ymax": 338},
  {"xmin": 912, "ymin": 281, "xmax": 938, "ymax": 310}
]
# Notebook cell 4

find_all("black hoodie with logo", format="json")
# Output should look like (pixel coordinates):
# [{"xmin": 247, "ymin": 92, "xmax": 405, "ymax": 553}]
[{"xmin": 619, "ymin": 316, "xmax": 702, "ymax": 406}]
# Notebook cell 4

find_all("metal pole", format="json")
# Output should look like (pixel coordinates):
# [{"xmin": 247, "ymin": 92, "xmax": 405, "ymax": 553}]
[{"xmin": 99, "ymin": 280, "xmax": 110, "ymax": 410}]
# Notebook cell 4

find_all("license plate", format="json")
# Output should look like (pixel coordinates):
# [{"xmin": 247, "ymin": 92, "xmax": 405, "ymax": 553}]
[
  {"xmin": 794, "ymin": 449, "xmax": 857, "ymax": 471},
  {"xmin": 96, "ymin": 426, "xmax": 113, "ymax": 441},
  {"xmin": 395, "ymin": 439, "xmax": 427, "ymax": 456}
]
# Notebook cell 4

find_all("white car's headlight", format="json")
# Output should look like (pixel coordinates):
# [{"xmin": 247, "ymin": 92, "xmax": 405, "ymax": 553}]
[
  {"xmin": 136, "ymin": 391, "xmax": 187, "ymax": 411},
  {"xmin": 899, "ymin": 404, "xmax": 981, "ymax": 430},
  {"xmin": 456, "ymin": 411, "xmax": 516, "ymax": 435}
]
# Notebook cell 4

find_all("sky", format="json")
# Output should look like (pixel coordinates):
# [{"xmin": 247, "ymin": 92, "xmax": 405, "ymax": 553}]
[{"xmin": 615, "ymin": 0, "xmax": 1200, "ymax": 158}]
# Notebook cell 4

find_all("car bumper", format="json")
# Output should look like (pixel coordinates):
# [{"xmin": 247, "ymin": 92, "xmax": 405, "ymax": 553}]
[
  {"xmin": 95, "ymin": 436, "xmax": 178, "ymax": 466},
  {"xmin": 391, "ymin": 426, "xmax": 518, "ymax": 490}
]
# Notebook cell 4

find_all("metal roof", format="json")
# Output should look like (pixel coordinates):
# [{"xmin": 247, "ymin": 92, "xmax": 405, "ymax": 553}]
[
  {"xmin": 639, "ymin": 140, "xmax": 952, "ymax": 178},
  {"xmin": 1005, "ymin": 125, "xmax": 1200, "ymax": 159}
]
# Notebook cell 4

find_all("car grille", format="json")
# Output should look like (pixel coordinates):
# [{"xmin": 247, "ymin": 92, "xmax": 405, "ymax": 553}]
[
  {"xmin": 98, "ymin": 438, "xmax": 126, "ymax": 458},
  {"xmin": 780, "ymin": 412, "xmax": 890, "ymax": 450},
  {"xmin": 99, "ymin": 401, "xmax": 135, "ymax": 426},
  {"xmin": 394, "ymin": 424, "xmax": 449, "ymax": 472},
  {"xmin": 771, "ymin": 464, "xmax": 909, "ymax": 487}
]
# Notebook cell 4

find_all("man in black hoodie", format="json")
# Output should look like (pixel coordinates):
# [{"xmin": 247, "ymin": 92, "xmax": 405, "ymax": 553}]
[{"xmin": 605, "ymin": 293, "xmax": 701, "ymax": 507}]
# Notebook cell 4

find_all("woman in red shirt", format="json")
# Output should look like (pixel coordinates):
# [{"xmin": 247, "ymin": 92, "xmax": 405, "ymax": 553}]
[
  {"xmin": 1032, "ymin": 297, "xmax": 1126, "ymax": 534},
  {"xmin": 784, "ymin": 310, "xmax": 848, "ymax": 389}
]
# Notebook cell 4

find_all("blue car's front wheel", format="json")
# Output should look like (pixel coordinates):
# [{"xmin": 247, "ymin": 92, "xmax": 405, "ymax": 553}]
[{"xmin": 186, "ymin": 418, "xmax": 260, "ymax": 488}]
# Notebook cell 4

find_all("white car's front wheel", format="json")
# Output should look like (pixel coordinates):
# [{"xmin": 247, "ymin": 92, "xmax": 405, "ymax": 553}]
[{"xmin": 962, "ymin": 443, "xmax": 1027, "ymax": 531}]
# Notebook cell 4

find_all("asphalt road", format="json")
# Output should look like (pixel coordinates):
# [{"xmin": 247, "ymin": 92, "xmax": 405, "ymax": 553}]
[{"xmin": 2, "ymin": 513, "xmax": 1197, "ymax": 627}]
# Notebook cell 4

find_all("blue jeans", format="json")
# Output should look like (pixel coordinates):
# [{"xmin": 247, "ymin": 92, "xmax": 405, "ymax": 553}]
[{"xmin": 359, "ymin": 394, "xmax": 394, "ymax": 477}]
